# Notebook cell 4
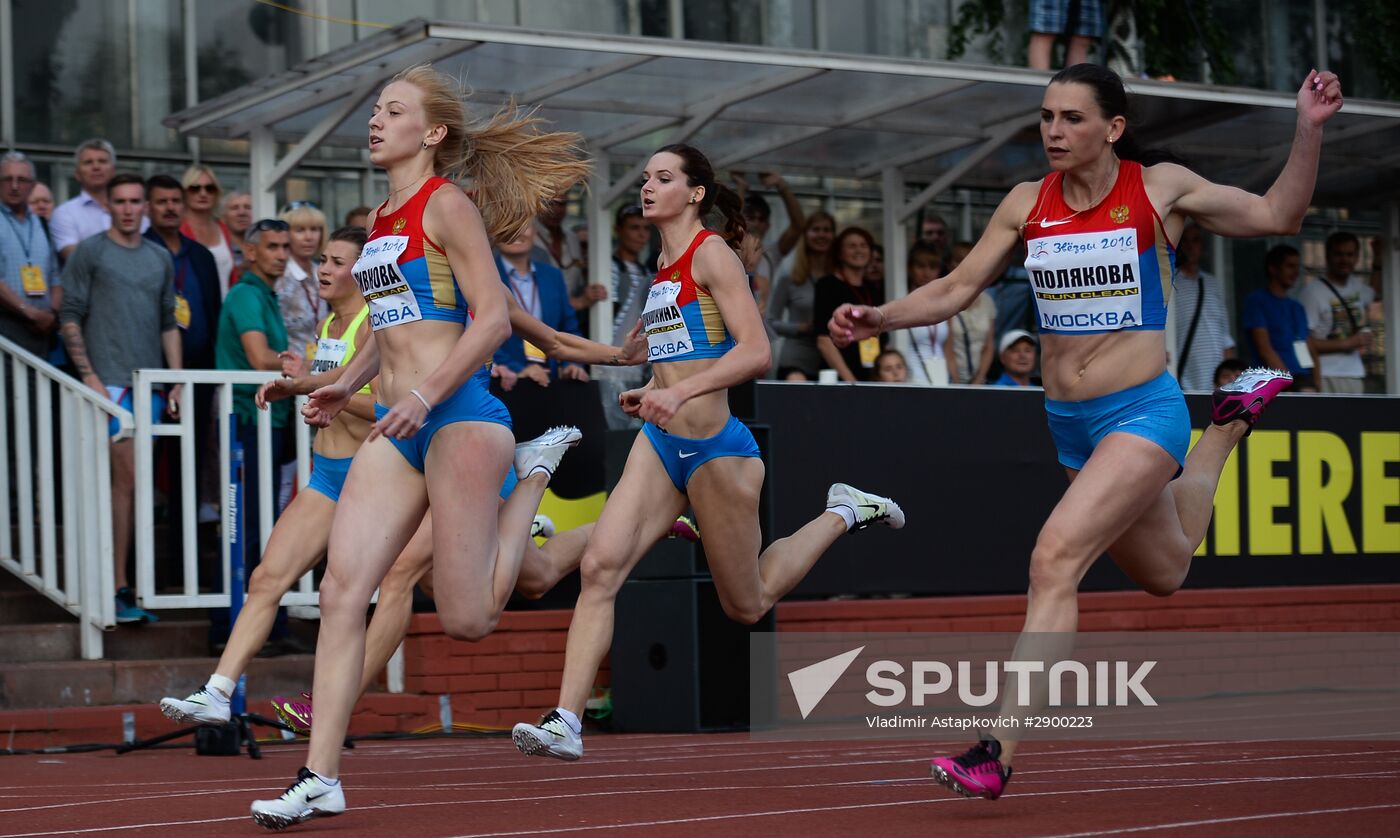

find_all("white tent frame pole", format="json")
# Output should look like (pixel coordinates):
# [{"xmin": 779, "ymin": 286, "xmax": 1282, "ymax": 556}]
[
  {"xmin": 522, "ymin": 55, "xmax": 655, "ymax": 101},
  {"xmin": 588, "ymin": 115, "xmax": 678, "ymax": 150},
  {"xmin": 263, "ymin": 75, "xmax": 389, "ymax": 189},
  {"xmin": 249, "ymin": 127, "xmax": 277, "ymax": 220},
  {"xmin": 598, "ymin": 67, "xmax": 826, "ymax": 204},
  {"xmin": 588, "ymin": 152, "xmax": 614, "ymax": 344},
  {"xmin": 882, "ymin": 167, "xmax": 912, "ymax": 363},
  {"xmin": 1385, "ymin": 201, "xmax": 1399, "ymax": 395},
  {"xmin": 898, "ymin": 116, "xmax": 1034, "ymax": 221},
  {"xmin": 856, "ymin": 136, "xmax": 975, "ymax": 180},
  {"xmin": 714, "ymin": 81, "xmax": 976, "ymax": 170}
]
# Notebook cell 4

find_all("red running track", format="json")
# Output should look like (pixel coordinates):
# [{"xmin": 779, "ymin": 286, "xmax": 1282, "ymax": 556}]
[{"xmin": 0, "ymin": 734, "xmax": 1398, "ymax": 837}]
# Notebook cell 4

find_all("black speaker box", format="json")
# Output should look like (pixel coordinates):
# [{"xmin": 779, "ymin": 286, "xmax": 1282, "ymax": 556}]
[{"xmin": 610, "ymin": 576, "xmax": 775, "ymax": 733}]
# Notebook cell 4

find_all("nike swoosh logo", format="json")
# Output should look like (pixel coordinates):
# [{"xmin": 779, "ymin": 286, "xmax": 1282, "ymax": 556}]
[
  {"xmin": 306, "ymin": 792, "xmax": 325, "ymax": 802},
  {"xmin": 678, "ymin": 451, "xmax": 698, "ymax": 459},
  {"xmin": 1115, "ymin": 415, "xmax": 1150, "ymax": 427},
  {"xmin": 1038, "ymin": 219, "xmax": 1073, "ymax": 227},
  {"xmin": 859, "ymin": 503, "xmax": 880, "ymax": 514}
]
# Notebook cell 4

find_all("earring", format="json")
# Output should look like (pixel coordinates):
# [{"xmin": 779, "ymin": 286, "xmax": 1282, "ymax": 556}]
[
  {"xmin": 1107, "ymin": 135, "xmax": 1115, "ymax": 143},
  {"xmin": 421, "ymin": 140, "xmax": 429, "ymax": 149}
]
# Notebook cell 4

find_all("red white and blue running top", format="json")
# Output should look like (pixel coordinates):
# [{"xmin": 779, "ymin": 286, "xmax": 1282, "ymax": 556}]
[
  {"xmin": 642, "ymin": 229, "xmax": 736, "ymax": 363},
  {"xmin": 353, "ymin": 176, "xmax": 469, "ymax": 331},
  {"xmin": 1022, "ymin": 160, "xmax": 1175, "ymax": 335}
]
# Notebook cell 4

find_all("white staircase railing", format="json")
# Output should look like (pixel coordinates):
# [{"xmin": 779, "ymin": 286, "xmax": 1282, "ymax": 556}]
[
  {"xmin": 131, "ymin": 369, "xmax": 314, "ymax": 610},
  {"xmin": 0, "ymin": 335, "xmax": 130, "ymax": 659}
]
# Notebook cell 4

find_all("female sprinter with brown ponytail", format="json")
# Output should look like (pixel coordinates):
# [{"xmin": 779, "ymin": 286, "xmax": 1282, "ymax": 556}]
[
  {"xmin": 510, "ymin": 143, "xmax": 906, "ymax": 762},
  {"xmin": 250, "ymin": 64, "xmax": 590, "ymax": 829}
]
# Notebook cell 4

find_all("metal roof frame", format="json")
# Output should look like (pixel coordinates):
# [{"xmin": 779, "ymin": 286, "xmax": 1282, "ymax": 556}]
[{"xmin": 166, "ymin": 19, "xmax": 1400, "ymax": 387}]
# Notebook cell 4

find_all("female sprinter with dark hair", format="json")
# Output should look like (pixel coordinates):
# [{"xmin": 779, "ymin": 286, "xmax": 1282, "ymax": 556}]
[
  {"xmin": 511, "ymin": 143, "xmax": 905, "ymax": 762},
  {"xmin": 249, "ymin": 63, "xmax": 592, "ymax": 828},
  {"xmin": 831, "ymin": 64, "xmax": 1342, "ymax": 800}
]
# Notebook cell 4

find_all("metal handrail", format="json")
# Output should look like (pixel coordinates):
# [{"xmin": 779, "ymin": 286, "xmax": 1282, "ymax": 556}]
[{"xmin": 0, "ymin": 335, "xmax": 130, "ymax": 659}]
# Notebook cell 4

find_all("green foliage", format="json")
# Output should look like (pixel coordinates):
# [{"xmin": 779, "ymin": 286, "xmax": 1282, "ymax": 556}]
[
  {"xmin": 945, "ymin": 0, "xmax": 1236, "ymax": 85},
  {"xmin": 1131, "ymin": 0, "xmax": 1235, "ymax": 84},
  {"xmin": 946, "ymin": 0, "xmax": 1011, "ymax": 64},
  {"xmin": 1346, "ymin": 0, "xmax": 1400, "ymax": 99}
]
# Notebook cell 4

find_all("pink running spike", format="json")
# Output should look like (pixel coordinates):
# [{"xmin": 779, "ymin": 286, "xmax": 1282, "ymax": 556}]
[
  {"xmin": 930, "ymin": 738, "xmax": 1012, "ymax": 800},
  {"xmin": 271, "ymin": 694, "xmax": 313, "ymax": 735},
  {"xmin": 1210, "ymin": 367, "xmax": 1292, "ymax": 435}
]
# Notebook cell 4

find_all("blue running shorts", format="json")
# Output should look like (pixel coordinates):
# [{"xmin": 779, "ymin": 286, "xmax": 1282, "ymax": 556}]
[
  {"xmin": 1044, "ymin": 370, "xmax": 1189, "ymax": 472},
  {"xmin": 642, "ymin": 415, "xmax": 761, "ymax": 492},
  {"xmin": 373, "ymin": 374, "xmax": 516, "ymax": 499},
  {"xmin": 306, "ymin": 451, "xmax": 352, "ymax": 502}
]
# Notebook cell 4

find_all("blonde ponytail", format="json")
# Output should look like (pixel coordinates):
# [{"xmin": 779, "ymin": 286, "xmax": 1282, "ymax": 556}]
[
  {"xmin": 392, "ymin": 64, "xmax": 591, "ymax": 243},
  {"xmin": 462, "ymin": 105, "xmax": 591, "ymax": 243}
]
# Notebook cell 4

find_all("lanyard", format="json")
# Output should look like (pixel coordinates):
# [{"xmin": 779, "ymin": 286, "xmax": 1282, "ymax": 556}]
[
  {"xmin": 2, "ymin": 210, "xmax": 37, "ymax": 262},
  {"xmin": 299, "ymin": 278, "xmax": 317, "ymax": 320},
  {"xmin": 173, "ymin": 251, "xmax": 190, "ymax": 294},
  {"xmin": 508, "ymin": 270, "xmax": 538, "ymax": 315}
]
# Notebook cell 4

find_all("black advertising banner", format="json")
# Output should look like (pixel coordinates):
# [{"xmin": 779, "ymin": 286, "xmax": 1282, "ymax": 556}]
[{"xmin": 753, "ymin": 382, "xmax": 1400, "ymax": 597}]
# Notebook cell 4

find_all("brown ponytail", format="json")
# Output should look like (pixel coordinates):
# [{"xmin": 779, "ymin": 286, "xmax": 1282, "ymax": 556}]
[
  {"xmin": 709, "ymin": 182, "xmax": 746, "ymax": 252},
  {"xmin": 393, "ymin": 64, "xmax": 591, "ymax": 243},
  {"xmin": 655, "ymin": 143, "xmax": 746, "ymax": 252}
]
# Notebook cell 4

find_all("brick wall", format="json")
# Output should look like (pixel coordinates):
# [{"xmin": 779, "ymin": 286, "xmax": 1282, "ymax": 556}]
[
  {"xmin": 362, "ymin": 609, "xmax": 609, "ymax": 735},
  {"xmin": 371, "ymin": 584, "xmax": 1400, "ymax": 733},
  {"xmin": 5, "ymin": 585, "xmax": 1397, "ymax": 748}
]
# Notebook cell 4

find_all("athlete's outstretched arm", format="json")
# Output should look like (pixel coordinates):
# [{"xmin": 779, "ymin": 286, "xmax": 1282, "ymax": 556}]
[
  {"xmin": 829, "ymin": 181, "xmax": 1036, "ymax": 348},
  {"xmin": 505, "ymin": 294, "xmax": 646, "ymax": 366},
  {"xmin": 636, "ymin": 238, "xmax": 769, "ymax": 427},
  {"xmin": 1167, "ymin": 71, "xmax": 1342, "ymax": 237}
]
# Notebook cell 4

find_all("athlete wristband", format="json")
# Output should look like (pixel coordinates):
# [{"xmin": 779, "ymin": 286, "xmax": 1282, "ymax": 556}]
[
  {"xmin": 871, "ymin": 306, "xmax": 888, "ymax": 334},
  {"xmin": 409, "ymin": 388, "xmax": 432, "ymax": 413}
]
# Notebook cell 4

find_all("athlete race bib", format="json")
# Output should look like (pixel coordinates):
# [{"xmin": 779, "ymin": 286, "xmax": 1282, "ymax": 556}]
[
  {"xmin": 310, "ymin": 336, "xmax": 348, "ymax": 375},
  {"xmin": 1025, "ymin": 229, "xmax": 1141, "ymax": 332},
  {"xmin": 642, "ymin": 280, "xmax": 694, "ymax": 361},
  {"xmin": 353, "ymin": 236, "xmax": 422, "ymax": 331}
]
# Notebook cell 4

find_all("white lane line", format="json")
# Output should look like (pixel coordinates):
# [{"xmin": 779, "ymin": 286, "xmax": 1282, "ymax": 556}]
[
  {"xmin": 1032, "ymin": 803, "xmax": 1400, "ymax": 837},
  {"xmin": 445, "ymin": 773, "xmax": 1400, "ymax": 837},
  {"xmin": 2, "ymin": 767, "xmax": 1392, "ymax": 837}
]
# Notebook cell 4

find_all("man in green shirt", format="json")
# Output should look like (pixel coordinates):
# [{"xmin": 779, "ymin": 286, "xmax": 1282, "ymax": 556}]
[{"xmin": 212, "ymin": 218, "xmax": 292, "ymax": 649}]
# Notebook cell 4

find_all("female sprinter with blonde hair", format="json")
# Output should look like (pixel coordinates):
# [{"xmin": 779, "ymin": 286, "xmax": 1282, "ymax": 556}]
[
  {"xmin": 511, "ymin": 144, "xmax": 904, "ymax": 763},
  {"xmin": 250, "ymin": 64, "xmax": 590, "ymax": 829}
]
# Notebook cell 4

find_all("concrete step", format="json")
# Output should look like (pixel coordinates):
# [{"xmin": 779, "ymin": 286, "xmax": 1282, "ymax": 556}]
[
  {"xmin": 0, "ymin": 588, "xmax": 73, "ymax": 624},
  {"xmin": 0, "ymin": 654, "xmax": 317, "ymax": 710},
  {"xmin": 0, "ymin": 619, "xmax": 217, "ymax": 663}
]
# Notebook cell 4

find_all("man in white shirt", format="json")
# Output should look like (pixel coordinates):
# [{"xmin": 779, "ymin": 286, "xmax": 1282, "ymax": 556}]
[
  {"xmin": 48, "ymin": 138, "xmax": 147, "ymax": 262},
  {"xmin": 1300, "ymin": 232, "xmax": 1374, "ymax": 394},
  {"xmin": 1171, "ymin": 224, "xmax": 1235, "ymax": 391}
]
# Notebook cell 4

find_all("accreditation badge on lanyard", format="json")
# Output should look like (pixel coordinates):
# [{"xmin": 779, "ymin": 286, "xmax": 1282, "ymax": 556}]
[
  {"xmin": 20, "ymin": 264, "xmax": 47, "ymax": 296},
  {"xmin": 509, "ymin": 272, "xmax": 548, "ymax": 363},
  {"xmin": 850, "ymin": 284, "xmax": 879, "ymax": 368},
  {"xmin": 173, "ymin": 295, "xmax": 192, "ymax": 329}
]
